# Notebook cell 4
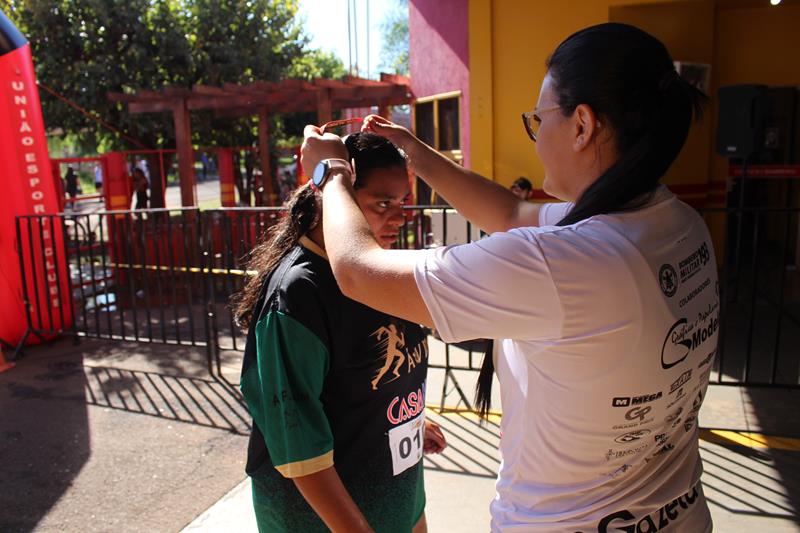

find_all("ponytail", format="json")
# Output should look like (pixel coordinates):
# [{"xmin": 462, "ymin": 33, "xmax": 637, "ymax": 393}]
[
  {"xmin": 474, "ymin": 340, "xmax": 494, "ymax": 422},
  {"xmin": 558, "ymin": 70, "xmax": 707, "ymax": 226}
]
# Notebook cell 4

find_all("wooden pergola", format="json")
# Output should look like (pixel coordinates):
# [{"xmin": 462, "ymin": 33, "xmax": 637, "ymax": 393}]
[{"xmin": 108, "ymin": 73, "xmax": 413, "ymax": 206}]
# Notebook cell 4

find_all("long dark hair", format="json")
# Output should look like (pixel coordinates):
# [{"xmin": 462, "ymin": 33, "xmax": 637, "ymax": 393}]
[
  {"xmin": 474, "ymin": 23, "xmax": 709, "ymax": 419},
  {"xmin": 233, "ymin": 132, "xmax": 407, "ymax": 328}
]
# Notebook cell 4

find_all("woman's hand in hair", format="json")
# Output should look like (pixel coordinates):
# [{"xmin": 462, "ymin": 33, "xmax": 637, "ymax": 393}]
[
  {"xmin": 361, "ymin": 115, "xmax": 420, "ymax": 157},
  {"xmin": 302, "ymin": 125, "xmax": 349, "ymax": 175}
]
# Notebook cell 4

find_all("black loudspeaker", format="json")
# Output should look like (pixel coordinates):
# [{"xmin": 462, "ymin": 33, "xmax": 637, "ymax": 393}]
[{"xmin": 715, "ymin": 84, "xmax": 768, "ymax": 158}]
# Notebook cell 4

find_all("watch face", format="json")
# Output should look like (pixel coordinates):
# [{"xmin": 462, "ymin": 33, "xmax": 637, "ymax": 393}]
[{"xmin": 312, "ymin": 161, "xmax": 328, "ymax": 187}]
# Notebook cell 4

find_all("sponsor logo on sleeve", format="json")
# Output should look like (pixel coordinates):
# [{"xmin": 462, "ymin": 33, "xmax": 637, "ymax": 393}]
[
  {"xmin": 659, "ymin": 264, "xmax": 678, "ymax": 297},
  {"xmin": 272, "ymin": 390, "xmax": 309, "ymax": 406}
]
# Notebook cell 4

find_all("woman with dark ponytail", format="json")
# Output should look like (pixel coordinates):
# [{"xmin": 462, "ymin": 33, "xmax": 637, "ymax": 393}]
[
  {"xmin": 303, "ymin": 23, "xmax": 717, "ymax": 532},
  {"xmin": 236, "ymin": 132, "xmax": 445, "ymax": 533}
]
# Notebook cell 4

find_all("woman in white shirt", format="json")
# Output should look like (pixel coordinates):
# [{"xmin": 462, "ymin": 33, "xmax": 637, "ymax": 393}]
[{"xmin": 302, "ymin": 23, "xmax": 716, "ymax": 533}]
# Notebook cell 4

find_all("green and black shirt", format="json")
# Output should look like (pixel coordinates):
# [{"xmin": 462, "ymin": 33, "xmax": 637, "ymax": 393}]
[{"xmin": 241, "ymin": 237, "xmax": 429, "ymax": 532}]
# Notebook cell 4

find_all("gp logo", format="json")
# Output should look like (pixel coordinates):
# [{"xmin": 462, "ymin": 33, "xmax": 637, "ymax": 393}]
[{"xmin": 625, "ymin": 406, "xmax": 652, "ymax": 422}]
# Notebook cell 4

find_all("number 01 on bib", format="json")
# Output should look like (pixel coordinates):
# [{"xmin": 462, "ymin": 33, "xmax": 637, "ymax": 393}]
[{"xmin": 388, "ymin": 413, "xmax": 425, "ymax": 476}]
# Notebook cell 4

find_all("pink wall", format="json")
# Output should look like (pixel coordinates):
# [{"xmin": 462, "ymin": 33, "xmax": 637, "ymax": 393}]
[{"xmin": 409, "ymin": 0, "xmax": 470, "ymax": 167}]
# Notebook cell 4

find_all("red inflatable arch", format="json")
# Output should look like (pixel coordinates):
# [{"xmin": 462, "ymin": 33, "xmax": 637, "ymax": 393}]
[{"xmin": 0, "ymin": 11, "xmax": 71, "ymax": 347}]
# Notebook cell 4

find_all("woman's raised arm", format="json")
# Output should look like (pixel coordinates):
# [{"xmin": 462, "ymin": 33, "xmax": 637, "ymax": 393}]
[{"xmin": 362, "ymin": 115, "xmax": 542, "ymax": 233}]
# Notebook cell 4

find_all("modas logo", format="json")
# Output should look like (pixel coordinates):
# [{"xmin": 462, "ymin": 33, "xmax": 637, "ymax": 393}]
[{"xmin": 661, "ymin": 315, "xmax": 718, "ymax": 369}]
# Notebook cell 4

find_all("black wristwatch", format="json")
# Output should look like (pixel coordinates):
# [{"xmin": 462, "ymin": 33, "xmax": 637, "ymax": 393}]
[{"xmin": 311, "ymin": 158, "xmax": 354, "ymax": 190}]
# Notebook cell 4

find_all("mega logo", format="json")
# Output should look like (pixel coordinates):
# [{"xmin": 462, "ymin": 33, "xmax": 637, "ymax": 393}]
[
  {"xmin": 678, "ymin": 242, "xmax": 711, "ymax": 283},
  {"xmin": 386, "ymin": 386, "xmax": 425, "ymax": 425},
  {"xmin": 593, "ymin": 485, "xmax": 699, "ymax": 533},
  {"xmin": 612, "ymin": 391, "xmax": 662, "ymax": 408}
]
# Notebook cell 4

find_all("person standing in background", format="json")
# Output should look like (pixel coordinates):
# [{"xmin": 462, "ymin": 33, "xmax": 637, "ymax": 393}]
[
  {"xmin": 64, "ymin": 166, "xmax": 78, "ymax": 209},
  {"xmin": 132, "ymin": 167, "xmax": 148, "ymax": 210},
  {"xmin": 94, "ymin": 163, "xmax": 103, "ymax": 196}
]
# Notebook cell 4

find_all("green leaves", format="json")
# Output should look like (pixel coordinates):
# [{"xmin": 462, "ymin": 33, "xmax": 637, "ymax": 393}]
[
  {"xmin": 3, "ymin": 0, "xmax": 341, "ymax": 151},
  {"xmin": 380, "ymin": 0, "xmax": 408, "ymax": 76}
]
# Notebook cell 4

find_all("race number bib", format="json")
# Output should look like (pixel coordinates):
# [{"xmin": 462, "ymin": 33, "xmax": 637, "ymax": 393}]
[{"xmin": 388, "ymin": 412, "xmax": 425, "ymax": 476}]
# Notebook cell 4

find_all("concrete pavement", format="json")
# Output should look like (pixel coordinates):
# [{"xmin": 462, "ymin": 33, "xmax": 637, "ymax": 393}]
[
  {"xmin": 2, "ymin": 336, "xmax": 799, "ymax": 532},
  {"xmin": 182, "ymin": 338, "xmax": 800, "ymax": 532}
]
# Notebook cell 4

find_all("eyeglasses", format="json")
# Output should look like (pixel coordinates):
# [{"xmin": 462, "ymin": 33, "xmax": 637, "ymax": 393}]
[
  {"xmin": 320, "ymin": 117, "xmax": 364, "ymax": 135},
  {"xmin": 521, "ymin": 105, "xmax": 560, "ymax": 142}
]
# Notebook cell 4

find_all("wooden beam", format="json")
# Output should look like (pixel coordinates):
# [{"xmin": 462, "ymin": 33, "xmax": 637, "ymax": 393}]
[
  {"xmin": 313, "ymin": 78, "xmax": 350, "ymax": 89},
  {"xmin": 107, "ymin": 92, "xmax": 135, "ymax": 103},
  {"xmin": 192, "ymin": 84, "xmax": 231, "ymax": 96},
  {"xmin": 380, "ymin": 72, "xmax": 411, "ymax": 86},
  {"xmin": 172, "ymin": 99, "xmax": 196, "ymax": 207},
  {"xmin": 129, "ymin": 101, "xmax": 174, "ymax": 114},
  {"xmin": 186, "ymin": 95, "xmax": 258, "ymax": 110},
  {"xmin": 342, "ymin": 75, "xmax": 390, "ymax": 87},
  {"xmin": 316, "ymin": 88, "xmax": 332, "ymax": 124},
  {"xmin": 257, "ymin": 107, "xmax": 275, "ymax": 206},
  {"xmin": 163, "ymin": 86, "xmax": 193, "ymax": 97}
]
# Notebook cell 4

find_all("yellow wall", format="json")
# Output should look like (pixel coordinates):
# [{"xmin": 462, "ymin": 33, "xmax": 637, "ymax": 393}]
[
  {"xmin": 471, "ymin": 0, "xmax": 677, "ymax": 192},
  {"xmin": 468, "ymin": 0, "xmax": 494, "ymax": 179},
  {"xmin": 470, "ymin": 0, "xmax": 800, "ymax": 200},
  {"xmin": 610, "ymin": 1, "xmax": 714, "ymax": 205}
]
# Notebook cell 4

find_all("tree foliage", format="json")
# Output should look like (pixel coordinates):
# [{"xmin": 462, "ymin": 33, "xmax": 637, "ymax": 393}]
[
  {"xmin": 2, "ymin": 0, "xmax": 343, "ymax": 151},
  {"xmin": 380, "ymin": 0, "xmax": 408, "ymax": 76}
]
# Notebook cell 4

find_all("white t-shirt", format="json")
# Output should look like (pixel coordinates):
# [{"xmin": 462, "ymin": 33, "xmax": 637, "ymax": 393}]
[{"xmin": 414, "ymin": 186, "xmax": 717, "ymax": 532}]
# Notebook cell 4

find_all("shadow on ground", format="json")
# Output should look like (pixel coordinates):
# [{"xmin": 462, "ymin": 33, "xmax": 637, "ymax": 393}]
[
  {"xmin": 0, "ymin": 337, "xmax": 249, "ymax": 533},
  {"xmin": 0, "ymin": 348, "xmax": 89, "ymax": 532}
]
